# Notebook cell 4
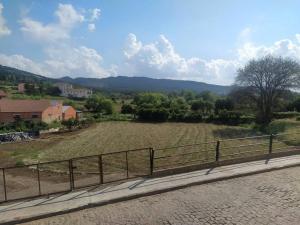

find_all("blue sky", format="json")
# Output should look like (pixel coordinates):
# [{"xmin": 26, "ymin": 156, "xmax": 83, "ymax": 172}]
[{"xmin": 1, "ymin": 0, "xmax": 300, "ymax": 85}]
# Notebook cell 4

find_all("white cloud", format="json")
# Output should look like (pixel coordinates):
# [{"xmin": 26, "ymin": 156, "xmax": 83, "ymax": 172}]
[
  {"xmin": 55, "ymin": 4, "xmax": 84, "ymax": 28},
  {"xmin": 44, "ymin": 46, "xmax": 109, "ymax": 77},
  {"xmin": 88, "ymin": 23, "xmax": 95, "ymax": 32},
  {"xmin": 122, "ymin": 33, "xmax": 239, "ymax": 85},
  {"xmin": 0, "ymin": 46, "xmax": 111, "ymax": 78},
  {"xmin": 20, "ymin": 3, "xmax": 84, "ymax": 43},
  {"xmin": 122, "ymin": 32, "xmax": 300, "ymax": 85},
  {"xmin": 87, "ymin": 8, "xmax": 101, "ymax": 31},
  {"xmin": 0, "ymin": 53, "xmax": 47, "ymax": 75},
  {"xmin": 0, "ymin": 3, "xmax": 11, "ymax": 37},
  {"xmin": 237, "ymin": 37, "xmax": 300, "ymax": 62},
  {"xmin": 90, "ymin": 8, "xmax": 101, "ymax": 21},
  {"xmin": 3, "ymin": 4, "xmax": 110, "ymax": 78}
]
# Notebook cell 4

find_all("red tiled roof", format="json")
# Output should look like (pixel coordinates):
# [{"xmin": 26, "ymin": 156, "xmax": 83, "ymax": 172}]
[{"xmin": 0, "ymin": 99, "xmax": 62, "ymax": 113}]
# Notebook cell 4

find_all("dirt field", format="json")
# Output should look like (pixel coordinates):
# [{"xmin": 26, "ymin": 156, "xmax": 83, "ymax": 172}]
[{"xmin": 0, "ymin": 122, "xmax": 260, "ymax": 165}]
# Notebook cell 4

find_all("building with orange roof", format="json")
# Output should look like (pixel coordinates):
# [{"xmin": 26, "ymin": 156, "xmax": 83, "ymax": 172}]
[{"xmin": 0, "ymin": 99, "xmax": 65, "ymax": 123}]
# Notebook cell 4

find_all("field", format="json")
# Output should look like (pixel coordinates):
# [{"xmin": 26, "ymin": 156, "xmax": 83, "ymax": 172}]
[
  {"xmin": 0, "ymin": 122, "xmax": 248, "ymax": 165},
  {"xmin": 0, "ymin": 120, "xmax": 299, "ymax": 166},
  {"xmin": 0, "ymin": 120, "xmax": 299, "ymax": 202}
]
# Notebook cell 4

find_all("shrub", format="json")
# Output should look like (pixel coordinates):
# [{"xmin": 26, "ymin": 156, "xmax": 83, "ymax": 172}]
[
  {"xmin": 184, "ymin": 112, "xmax": 203, "ymax": 122},
  {"xmin": 0, "ymin": 120, "xmax": 49, "ymax": 133},
  {"xmin": 215, "ymin": 99, "xmax": 234, "ymax": 114},
  {"xmin": 62, "ymin": 118, "xmax": 79, "ymax": 131},
  {"xmin": 137, "ymin": 107, "xmax": 169, "ymax": 122},
  {"xmin": 273, "ymin": 112, "xmax": 300, "ymax": 119},
  {"xmin": 85, "ymin": 95, "xmax": 114, "ymax": 114},
  {"xmin": 206, "ymin": 110, "xmax": 253, "ymax": 125},
  {"xmin": 121, "ymin": 104, "xmax": 135, "ymax": 114}
]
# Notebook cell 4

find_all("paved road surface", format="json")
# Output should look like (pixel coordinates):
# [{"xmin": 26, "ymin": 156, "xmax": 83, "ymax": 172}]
[{"xmin": 23, "ymin": 167, "xmax": 300, "ymax": 225}]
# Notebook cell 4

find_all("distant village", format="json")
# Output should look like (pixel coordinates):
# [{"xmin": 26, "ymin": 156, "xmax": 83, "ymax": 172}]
[{"xmin": 0, "ymin": 82, "xmax": 93, "ymax": 124}]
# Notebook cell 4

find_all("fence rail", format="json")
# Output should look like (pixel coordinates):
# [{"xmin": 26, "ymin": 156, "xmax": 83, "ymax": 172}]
[{"xmin": 0, "ymin": 132, "xmax": 300, "ymax": 203}]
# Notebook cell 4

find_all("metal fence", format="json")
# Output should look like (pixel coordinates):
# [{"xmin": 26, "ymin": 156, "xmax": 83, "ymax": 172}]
[{"xmin": 0, "ymin": 132, "xmax": 300, "ymax": 203}]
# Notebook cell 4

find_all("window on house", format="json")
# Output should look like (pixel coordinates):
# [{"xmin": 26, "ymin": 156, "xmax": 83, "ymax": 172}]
[
  {"xmin": 13, "ymin": 114, "xmax": 21, "ymax": 120},
  {"xmin": 32, "ymin": 114, "xmax": 39, "ymax": 119}
]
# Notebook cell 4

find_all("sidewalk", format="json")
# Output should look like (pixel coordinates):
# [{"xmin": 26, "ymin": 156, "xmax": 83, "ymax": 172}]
[{"xmin": 1, "ymin": 154, "xmax": 300, "ymax": 225}]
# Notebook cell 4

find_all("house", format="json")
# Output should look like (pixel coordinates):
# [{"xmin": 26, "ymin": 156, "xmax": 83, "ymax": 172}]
[
  {"xmin": 0, "ymin": 90, "xmax": 7, "ymax": 99},
  {"xmin": 18, "ymin": 83, "xmax": 25, "ymax": 93},
  {"xmin": 62, "ymin": 106, "xmax": 77, "ymax": 120},
  {"xmin": 0, "ymin": 99, "xmax": 64, "ymax": 123},
  {"xmin": 55, "ymin": 83, "xmax": 92, "ymax": 98}
]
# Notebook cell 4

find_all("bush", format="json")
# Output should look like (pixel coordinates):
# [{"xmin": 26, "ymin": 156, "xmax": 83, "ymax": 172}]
[
  {"xmin": 206, "ymin": 110, "xmax": 253, "ymax": 125},
  {"xmin": 287, "ymin": 98, "xmax": 300, "ymax": 112},
  {"xmin": 297, "ymin": 116, "xmax": 300, "ymax": 121},
  {"xmin": 78, "ymin": 117, "xmax": 95, "ymax": 128},
  {"xmin": 0, "ymin": 120, "xmax": 49, "ymax": 133},
  {"xmin": 183, "ymin": 112, "xmax": 203, "ymax": 122},
  {"xmin": 121, "ymin": 104, "xmax": 135, "ymax": 114},
  {"xmin": 137, "ymin": 107, "xmax": 169, "ymax": 122},
  {"xmin": 85, "ymin": 95, "xmax": 114, "ymax": 114},
  {"xmin": 169, "ymin": 111, "xmax": 186, "ymax": 121},
  {"xmin": 273, "ymin": 112, "xmax": 300, "ymax": 119},
  {"xmin": 62, "ymin": 118, "xmax": 79, "ymax": 131},
  {"xmin": 215, "ymin": 99, "xmax": 234, "ymax": 114}
]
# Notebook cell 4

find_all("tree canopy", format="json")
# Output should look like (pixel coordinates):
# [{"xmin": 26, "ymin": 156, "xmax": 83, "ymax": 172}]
[{"xmin": 236, "ymin": 55, "xmax": 300, "ymax": 123}]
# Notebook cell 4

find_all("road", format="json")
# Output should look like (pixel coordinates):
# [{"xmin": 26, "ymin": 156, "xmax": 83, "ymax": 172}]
[{"xmin": 23, "ymin": 166, "xmax": 300, "ymax": 225}]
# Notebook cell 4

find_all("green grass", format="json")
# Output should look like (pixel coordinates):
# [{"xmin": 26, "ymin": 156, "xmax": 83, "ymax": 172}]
[{"xmin": 0, "ymin": 120, "xmax": 299, "ymax": 173}]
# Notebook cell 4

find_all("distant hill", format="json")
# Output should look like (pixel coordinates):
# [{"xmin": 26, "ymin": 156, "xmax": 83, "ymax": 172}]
[
  {"xmin": 0, "ymin": 65, "xmax": 52, "ymax": 83},
  {"xmin": 0, "ymin": 65, "xmax": 232, "ymax": 94},
  {"xmin": 61, "ymin": 76, "xmax": 232, "ymax": 94}
]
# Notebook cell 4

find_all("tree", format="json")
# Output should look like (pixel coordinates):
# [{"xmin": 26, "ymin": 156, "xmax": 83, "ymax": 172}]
[
  {"xmin": 288, "ymin": 98, "xmax": 300, "ymax": 112},
  {"xmin": 191, "ymin": 99, "xmax": 214, "ymax": 115},
  {"xmin": 121, "ymin": 104, "xmax": 135, "ymax": 114},
  {"xmin": 236, "ymin": 56, "xmax": 300, "ymax": 124},
  {"xmin": 215, "ymin": 98, "xmax": 234, "ymax": 114},
  {"xmin": 85, "ymin": 95, "xmax": 114, "ymax": 114}
]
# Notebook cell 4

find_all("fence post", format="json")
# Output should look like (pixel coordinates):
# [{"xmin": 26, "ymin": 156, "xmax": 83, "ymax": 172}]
[
  {"xmin": 2, "ymin": 168, "xmax": 7, "ymax": 201},
  {"xmin": 37, "ymin": 164, "xmax": 41, "ymax": 196},
  {"xmin": 269, "ymin": 134, "xmax": 273, "ymax": 154},
  {"xmin": 149, "ymin": 148, "xmax": 154, "ymax": 175},
  {"xmin": 216, "ymin": 140, "xmax": 220, "ymax": 162},
  {"xmin": 98, "ymin": 155, "xmax": 103, "ymax": 184},
  {"xmin": 68, "ymin": 159, "xmax": 74, "ymax": 191},
  {"xmin": 125, "ymin": 151, "xmax": 129, "ymax": 178}
]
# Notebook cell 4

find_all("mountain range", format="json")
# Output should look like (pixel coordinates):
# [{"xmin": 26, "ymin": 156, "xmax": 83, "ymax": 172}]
[{"xmin": 0, "ymin": 65, "xmax": 232, "ymax": 94}]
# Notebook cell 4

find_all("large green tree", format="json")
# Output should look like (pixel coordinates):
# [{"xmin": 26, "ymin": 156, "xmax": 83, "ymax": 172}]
[{"xmin": 236, "ymin": 55, "xmax": 300, "ymax": 124}]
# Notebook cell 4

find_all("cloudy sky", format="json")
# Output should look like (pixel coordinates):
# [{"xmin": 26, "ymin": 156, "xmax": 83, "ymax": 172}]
[{"xmin": 1, "ymin": 0, "xmax": 300, "ymax": 85}]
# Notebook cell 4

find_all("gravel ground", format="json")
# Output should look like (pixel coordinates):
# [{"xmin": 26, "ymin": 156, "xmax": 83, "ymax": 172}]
[{"xmin": 22, "ymin": 166, "xmax": 300, "ymax": 225}]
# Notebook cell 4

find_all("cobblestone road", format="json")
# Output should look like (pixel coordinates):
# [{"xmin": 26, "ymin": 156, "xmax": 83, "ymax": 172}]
[{"xmin": 23, "ymin": 167, "xmax": 300, "ymax": 225}]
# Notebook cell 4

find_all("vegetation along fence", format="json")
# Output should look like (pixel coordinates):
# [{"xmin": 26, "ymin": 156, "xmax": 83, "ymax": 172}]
[{"xmin": 0, "ymin": 131, "xmax": 300, "ymax": 203}]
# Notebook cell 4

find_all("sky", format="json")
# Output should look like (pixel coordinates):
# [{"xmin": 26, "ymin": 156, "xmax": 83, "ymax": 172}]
[{"xmin": 0, "ymin": 0, "xmax": 300, "ymax": 85}]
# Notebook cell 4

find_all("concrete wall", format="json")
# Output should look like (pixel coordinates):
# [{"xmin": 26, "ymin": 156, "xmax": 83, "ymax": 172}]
[
  {"xmin": 41, "ymin": 104, "xmax": 63, "ymax": 123},
  {"xmin": 62, "ymin": 107, "xmax": 77, "ymax": 120}
]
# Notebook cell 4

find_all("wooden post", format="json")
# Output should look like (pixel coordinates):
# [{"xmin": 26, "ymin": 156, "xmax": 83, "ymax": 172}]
[
  {"xmin": 37, "ymin": 164, "xmax": 41, "ymax": 196},
  {"xmin": 149, "ymin": 148, "xmax": 154, "ymax": 175},
  {"xmin": 216, "ymin": 140, "xmax": 220, "ymax": 162},
  {"xmin": 269, "ymin": 134, "xmax": 273, "ymax": 154},
  {"xmin": 2, "ymin": 168, "xmax": 7, "ymax": 201},
  {"xmin": 69, "ymin": 160, "xmax": 74, "ymax": 190},
  {"xmin": 126, "ymin": 151, "xmax": 129, "ymax": 178},
  {"xmin": 99, "ymin": 155, "xmax": 103, "ymax": 184}
]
